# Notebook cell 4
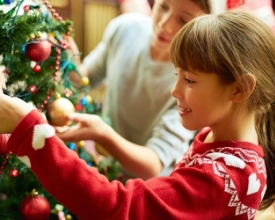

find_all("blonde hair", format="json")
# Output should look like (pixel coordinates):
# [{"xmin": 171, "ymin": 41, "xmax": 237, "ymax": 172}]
[{"xmin": 170, "ymin": 10, "xmax": 275, "ymax": 209}]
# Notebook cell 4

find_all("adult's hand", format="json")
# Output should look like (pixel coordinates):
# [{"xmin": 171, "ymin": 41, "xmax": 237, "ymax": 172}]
[{"xmin": 0, "ymin": 93, "xmax": 33, "ymax": 133}]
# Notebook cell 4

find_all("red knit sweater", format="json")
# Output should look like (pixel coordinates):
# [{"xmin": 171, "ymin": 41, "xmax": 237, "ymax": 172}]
[{"xmin": 7, "ymin": 110, "xmax": 266, "ymax": 220}]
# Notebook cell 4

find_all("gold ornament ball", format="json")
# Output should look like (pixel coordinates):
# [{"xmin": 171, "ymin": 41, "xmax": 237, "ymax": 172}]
[
  {"xmin": 46, "ymin": 98, "xmax": 75, "ymax": 127},
  {"xmin": 54, "ymin": 92, "xmax": 61, "ymax": 99},
  {"xmin": 29, "ymin": 33, "xmax": 36, "ymax": 40},
  {"xmin": 81, "ymin": 77, "xmax": 90, "ymax": 86},
  {"xmin": 86, "ymin": 95, "xmax": 93, "ymax": 104},
  {"xmin": 77, "ymin": 140, "xmax": 85, "ymax": 149}
]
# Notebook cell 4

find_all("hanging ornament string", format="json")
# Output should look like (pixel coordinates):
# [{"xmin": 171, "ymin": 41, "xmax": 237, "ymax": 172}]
[
  {"xmin": 37, "ymin": 0, "xmax": 73, "ymax": 111},
  {"xmin": 9, "ymin": 0, "xmax": 74, "ymax": 112},
  {"xmin": 2, "ymin": 0, "xmax": 82, "ymax": 115}
]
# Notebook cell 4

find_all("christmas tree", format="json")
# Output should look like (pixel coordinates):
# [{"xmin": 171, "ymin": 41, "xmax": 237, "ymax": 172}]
[{"xmin": 0, "ymin": 1, "xmax": 124, "ymax": 219}]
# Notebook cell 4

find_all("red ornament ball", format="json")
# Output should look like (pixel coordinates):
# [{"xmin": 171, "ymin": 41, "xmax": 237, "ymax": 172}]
[
  {"xmin": 28, "ymin": 85, "xmax": 37, "ymax": 93},
  {"xmin": 20, "ymin": 190, "xmax": 51, "ymax": 220},
  {"xmin": 9, "ymin": 169, "xmax": 19, "ymax": 177},
  {"xmin": 33, "ymin": 64, "xmax": 42, "ymax": 73},
  {"xmin": 75, "ymin": 103, "xmax": 83, "ymax": 111},
  {"xmin": 0, "ymin": 134, "xmax": 9, "ymax": 156},
  {"xmin": 26, "ymin": 40, "xmax": 52, "ymax": 62},
  {"xmin": 65, "ymin": 89, "xmax": 73, "ymax": 98},
  {"xmin": 23, "ymin": 5, "xmax": 30, "ymax": 12}
]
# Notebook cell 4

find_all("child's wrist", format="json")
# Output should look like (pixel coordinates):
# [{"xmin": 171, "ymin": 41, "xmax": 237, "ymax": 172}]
[{"xmin": 72, "ymin": 53, "xmax": 82, "ymax": 65}]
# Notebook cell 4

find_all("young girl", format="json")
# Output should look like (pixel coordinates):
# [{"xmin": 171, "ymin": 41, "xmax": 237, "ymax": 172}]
[
  {"xmin": 0, "ymin": 9, "xmax": 273, "ymax": 220},
  {"xmin": 170, "ymin": 8, "xmax": 275, "ymax": 213}
]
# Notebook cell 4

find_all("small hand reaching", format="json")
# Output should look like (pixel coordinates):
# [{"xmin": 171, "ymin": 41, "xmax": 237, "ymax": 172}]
[{"xmin": 56, "ymin": 113, "xmax": 111, "ymax": 143}]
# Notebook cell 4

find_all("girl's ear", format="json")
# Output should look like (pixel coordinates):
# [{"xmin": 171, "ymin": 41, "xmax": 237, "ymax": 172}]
[{"xmin": 231, "ymin": 73, "xmax": 256, "ymax": 103}]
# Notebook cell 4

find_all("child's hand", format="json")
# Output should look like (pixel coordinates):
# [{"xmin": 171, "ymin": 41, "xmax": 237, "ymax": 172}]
[
  {"xmin": 0, "ymin": 92, "xmax": 33, "ymax": 134},
  {"xmin": 56, "ymin": 113, "xmax": 110, "ymax": 143}
]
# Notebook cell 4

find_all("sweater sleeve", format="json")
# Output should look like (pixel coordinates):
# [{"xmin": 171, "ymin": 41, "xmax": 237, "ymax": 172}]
[{"xmin": 7, "ymin": 110, "xmax": 263, "ymax": 220}]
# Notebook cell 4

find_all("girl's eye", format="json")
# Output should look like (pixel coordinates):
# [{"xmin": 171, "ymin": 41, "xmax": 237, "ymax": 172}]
[
  {"xmin": 184, "ymin": 78, "xmax": 194, "ymax": 84},
  {"xmin": 174, "ymin": 73, "xmax": 194, "ymax": 84}
]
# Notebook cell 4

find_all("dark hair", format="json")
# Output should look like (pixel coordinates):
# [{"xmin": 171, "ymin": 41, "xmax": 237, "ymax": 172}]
[{"xmin": 170, "ymin": 9, "xmax": 275, "ymax": 209}]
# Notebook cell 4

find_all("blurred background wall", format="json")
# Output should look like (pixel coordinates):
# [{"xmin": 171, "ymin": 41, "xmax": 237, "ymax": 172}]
[{"xmin": 51, "ymin": 0, "xmax": 121, "ymax": 59}]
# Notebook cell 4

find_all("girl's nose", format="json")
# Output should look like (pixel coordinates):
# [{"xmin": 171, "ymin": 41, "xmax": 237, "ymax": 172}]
[
  {"xmin": 158, "ymin": 14, "xmax": 174, "ymax": 33},
  {"xmin": 171, "ymin": 82, "xmax": 179, "ymax": 98},
  {"xmin": 171, "ymin": 78, "xmax": 185, "ymax": 100}
]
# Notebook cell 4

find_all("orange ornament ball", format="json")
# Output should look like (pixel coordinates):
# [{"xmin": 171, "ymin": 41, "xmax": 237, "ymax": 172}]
[{"xmin": 46, "ymin": 98, "xmax": 75, "ymax": 127}]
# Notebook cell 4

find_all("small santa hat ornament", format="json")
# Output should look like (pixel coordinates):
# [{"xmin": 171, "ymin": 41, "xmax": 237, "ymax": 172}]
[{"xmin": 208, "ymin": 0, "xmax": 245, "ymax": 14}]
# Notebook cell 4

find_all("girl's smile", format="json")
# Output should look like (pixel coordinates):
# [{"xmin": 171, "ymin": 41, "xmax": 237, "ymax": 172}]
[{"xmin": 178, "ymin": 106, "xmax": 192, "ymax": 116}]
